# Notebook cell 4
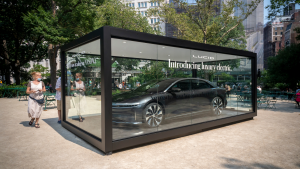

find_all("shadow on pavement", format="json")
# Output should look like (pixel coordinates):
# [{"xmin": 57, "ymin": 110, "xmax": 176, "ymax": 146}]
[
  {"xmin": 19, "ymin": 121, "xmax": 36, "ymax": 128},
  {"xmin": 220, "ymin": 157, "xmax": 283, "ymax": 169},
  {"xmin": 295, "ymin": 163, "xmax": 300, "ymax": 168},
  {"xmin": 42, "ymin": 118, "xmax": 105, "ymax": 156}
]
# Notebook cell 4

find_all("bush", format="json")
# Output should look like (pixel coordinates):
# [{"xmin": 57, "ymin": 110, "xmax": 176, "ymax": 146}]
[
  {"xmin": 274, "ymin": 83, "xmax": 289, "ymax": 90},
  {"xmin": 0, "ymin": 84, "xmax": 27, "ymax": 97}
]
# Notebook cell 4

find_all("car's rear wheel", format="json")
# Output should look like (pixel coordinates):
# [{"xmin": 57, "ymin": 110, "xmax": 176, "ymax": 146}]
[
  {"xmin": 143, "ymin": 103, "xmax": 164, "ymax": 127},
  {"xmin": 211, "ymin": 97, "xmax": 224, "ymax": 115}
]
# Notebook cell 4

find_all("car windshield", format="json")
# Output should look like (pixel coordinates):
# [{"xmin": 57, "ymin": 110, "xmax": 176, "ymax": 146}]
[{"xmin": 134, "ymin": 79, "xmax": 177, "ymax": 92}]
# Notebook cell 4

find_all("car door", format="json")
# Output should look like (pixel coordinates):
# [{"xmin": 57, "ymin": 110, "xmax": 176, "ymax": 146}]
[
  {"xmin": 193, "ymin": 80, "xmax": 215, "ymax": 111},
  {"xmin": 191, "ymin": 80, "xmax": 206, "ymax": 113},
  {"xmin": 164, "ymin": 79, "xmax": 191, "ymax": 118}
]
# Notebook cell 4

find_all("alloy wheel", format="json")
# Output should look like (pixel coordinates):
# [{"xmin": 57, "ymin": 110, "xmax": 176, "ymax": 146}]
[
  {"xmin": 145, "ymin": 103, "xmax": 164, "ymax": 127},
  {"xmin": 212, "ymin": 97, "xmax": 223, "ymax": 115}
]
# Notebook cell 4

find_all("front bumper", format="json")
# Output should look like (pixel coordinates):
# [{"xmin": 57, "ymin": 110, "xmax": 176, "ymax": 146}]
[{"xmin": 112, "ymin": 103, "xmax": 144, "ymax": 124}]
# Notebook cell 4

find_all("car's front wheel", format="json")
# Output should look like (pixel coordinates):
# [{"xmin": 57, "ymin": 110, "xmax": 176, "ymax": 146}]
[
  {"xmin": 211, "ymin": 97, "xmax": 224, "ymax": 115},
  {"xmin": 143, "ymin": 103, "xmax": 164, "ymax": 127}
]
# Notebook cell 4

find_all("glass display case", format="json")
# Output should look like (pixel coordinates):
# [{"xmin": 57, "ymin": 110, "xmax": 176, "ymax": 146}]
[{"xmin": 60, "ymin": 26, "xmax": 257, "ymax": 154}]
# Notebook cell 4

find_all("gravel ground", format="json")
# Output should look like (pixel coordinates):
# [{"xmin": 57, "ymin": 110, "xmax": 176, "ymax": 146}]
[{"xmin": 0, "ymin": 98, "xmax": 299, "ymax": 169}]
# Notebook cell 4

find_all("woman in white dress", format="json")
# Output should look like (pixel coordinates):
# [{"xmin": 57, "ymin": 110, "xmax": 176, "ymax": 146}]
[
  {"xmin": 71, "ymin": 73, "xmax": 86, "ymax": 122},
  {"xmin": 26, "ymin": 72, "xmax": 46, "ymax": 128}
]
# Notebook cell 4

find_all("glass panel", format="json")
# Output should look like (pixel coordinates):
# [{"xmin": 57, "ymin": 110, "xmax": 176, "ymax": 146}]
[
  {"xmin": 111, "ymin": 38, "xmax": 158, "ymax": 141},
  {"xmin": 111, "ymin": 38, "xmax": 253, "ymax": 141},
  {"xmin": 235, "ymin": 56, "xmax": 252, "ymax": 114},
  {"xmin": 156, "ymin": 45, "xmax": 192, "ymax": 131},
  {"xmin": 65, "ymin": 39, "xmax": 101, "ymax": 139}
]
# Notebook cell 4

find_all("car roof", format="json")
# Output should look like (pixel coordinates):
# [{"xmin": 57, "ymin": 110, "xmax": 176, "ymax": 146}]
[{"xmin": 159, "ymin": 78, "xmax": 217, "ymax": 88}]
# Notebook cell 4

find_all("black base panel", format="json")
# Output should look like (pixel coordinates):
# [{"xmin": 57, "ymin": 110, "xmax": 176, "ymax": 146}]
[{"xmin": 112, "ymin": 112, "xmax": 255, "ymax": 152}]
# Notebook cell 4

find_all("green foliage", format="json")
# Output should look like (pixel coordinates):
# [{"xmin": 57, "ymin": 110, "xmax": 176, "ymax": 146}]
[
  {"xmin": 266, "ymin": 0, "xmax": 300, "ymax": 20},
  {"xmin": 23, "ymin": 0, "xmax": 100, "ymax": 45},
  {"xmin": 220, "ymin": 73, "xmax": 235, "ymax": 82},
  {"xmin": 114, "ymin": 58, "xmax": 140, "ymax": 71},
  {"xmin": 257, "ymin": 69, "xmax": 274, "ymax": 89},
  {"xmin": 29, "ymin": 64, "xmax": 51, "ymax": 78},
  {"xmin": 112, "ymin": 89, "xmax": 121, "ymax": 95},
  {"xmin": 0, "ymin": 84, "xmax": 27, "ymax": 98},
  {"xmin": 56, "ymin": 69, "xmax": 61, "ymax": 77},
  {"xmin": 148, "ymin": 0, "xmax": 261, "ymax": 49},
  {"xmin": 274, "ymin": 83, "xmax": 289, "ymax": 90},
  {"xmin": 96, "ymin": 0, "xmax": 160, "ymax": 34},
  {"xmin": 267, "ymin": 43, "xmax": 300, "ymax": 89},
  {"xmin": 0, "ymin": 0, "xmax": 49, "ymax": 84}
]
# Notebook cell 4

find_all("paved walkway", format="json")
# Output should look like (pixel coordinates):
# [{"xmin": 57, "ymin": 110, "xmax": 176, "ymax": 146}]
[{"xmin": 0, "ymin": 98, "xmax": 300, "ymax": 169}]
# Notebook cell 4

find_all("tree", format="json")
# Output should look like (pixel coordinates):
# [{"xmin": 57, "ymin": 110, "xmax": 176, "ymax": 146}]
[
  {"xmin": 266, "ymin": 0, "xmax": 300, "ymax": 41},
  {"xmin": 148, "ymin": 0, "xmax": 261, "ymax": 49},
  {"xmin": 266, "ymin": 0, "xmax": 300, "ymax": 20},
  {"xmin": 96, "ymin": 0, "xmax": 160, "ymax": 34},
  {"xmin": 267, "ymin": 43, "xmax": 300, "ymax": 89},
  {"xmin": 96, "ymin": 0, "xmax": 161, "ymax": 68},
  {"xmin": 0, "ymin": 0, "xmax": 49, "ymax": 85},
  {"xmin": 24, "ymin": 0, "xmax": 158, "ymax": 88},
  {"xmin": 220, "ymin": 73, "xmax": 235, "ymax": 82},
  {"xmin": 29, "ymin": 64, "xmax": 51, "ymax": 78},
  {"xmin": 23, "ymin": 0, "xmax": 101, "ymax": 88}
]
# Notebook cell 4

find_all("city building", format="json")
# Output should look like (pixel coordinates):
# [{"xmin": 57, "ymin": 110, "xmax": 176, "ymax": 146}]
[
  {"xmin": 122, "ymin": 0, "xmax": 166, "ymax": 33},
  {"xmin": 282, "ymin": 11, "xmax": 300, "ymax": 47},
  {"xmin": 263, "ymin": 3, "xmax": 299, "ymax": 69},
  {"xmin": 233, "ymin": 0, "xmax": 264, "ymax": 70}
]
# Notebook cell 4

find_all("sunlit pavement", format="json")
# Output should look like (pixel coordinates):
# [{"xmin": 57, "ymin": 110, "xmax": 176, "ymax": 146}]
[{"xmin": 0, "ymin": 98, "xmax": 300, "ymax": 169}]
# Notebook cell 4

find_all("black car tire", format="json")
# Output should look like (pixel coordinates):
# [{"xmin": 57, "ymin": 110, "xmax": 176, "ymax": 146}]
[
  {"xmin": 211, "ymin": 97, "xmax": 224, "ymax": 115},
  {"xmin": 143, "ymin": 103, "xmax": 165, "ymax": 128}
]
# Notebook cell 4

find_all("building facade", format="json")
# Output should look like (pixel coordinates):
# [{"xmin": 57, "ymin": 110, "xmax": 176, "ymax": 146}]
[
  {"xmin": 122, "ymin": 0, "xmax": 166, "ymax": 33},
  {"xmin": 233, "ymin": 0, "xmax": 264, "ymax": 70},
  {"xmin": 263, "ymin": 5, "xmax": 300, "ymax": 69}
]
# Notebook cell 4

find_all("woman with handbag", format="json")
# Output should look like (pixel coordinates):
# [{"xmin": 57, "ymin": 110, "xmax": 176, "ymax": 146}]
[
  {"xmin": 26, "ymin": 72, "xmax": 46, "ymax": 128},
  {"xmin": 71, "ymin": 73, "xmax": 86, "ymax": 122}
]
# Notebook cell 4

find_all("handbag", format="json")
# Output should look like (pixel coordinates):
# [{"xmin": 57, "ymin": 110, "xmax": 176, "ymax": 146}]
[{"xmin": 29, "ymin": 96, "xmax": 44, "ymax": 104}]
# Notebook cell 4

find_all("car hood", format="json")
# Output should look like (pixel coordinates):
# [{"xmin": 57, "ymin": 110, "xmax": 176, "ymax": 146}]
[{"xmin": 112, "ymin": 91, "xmax": 154, "ymax": 103}]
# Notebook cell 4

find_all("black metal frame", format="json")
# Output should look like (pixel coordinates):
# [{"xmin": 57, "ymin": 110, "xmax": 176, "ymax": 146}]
[{"xmin": 60, "ymin": 26, "xmax": 257, "ymax": 154}]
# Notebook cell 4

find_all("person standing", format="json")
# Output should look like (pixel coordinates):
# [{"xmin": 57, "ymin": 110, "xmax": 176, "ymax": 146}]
[
  {"xmin": 55, "ymin": 77, "xmax": 62, "ymax": 124},
  {"xmin": 26, "ymin": 72, "xmax": 46, "ymax": 128},
  {"xmin": 114, "ymin": 79, "xmax": 119, "ymax": 89},
  {"xmin": 225, "ymin": 84, "xmax": 231, "ymax": 97},
  {"xmin": 71, "ymin": 73, "xmax": 86, "ymax": 122},
  {"xmin": 122, "ymin": 80, "xmax": 125, "ymax": 89},
  {"xmin": 296, "ymin": 87, "xmax": 300, "ymax": 93},
  {"xmin": 257, "ymin": 86, "xmax": 262, "ymax": 93}
]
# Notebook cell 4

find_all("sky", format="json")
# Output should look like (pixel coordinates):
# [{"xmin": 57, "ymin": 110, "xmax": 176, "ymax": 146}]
[{"xmin": 264, "ymin": 0, "xmax": 300, "ymax": 24}]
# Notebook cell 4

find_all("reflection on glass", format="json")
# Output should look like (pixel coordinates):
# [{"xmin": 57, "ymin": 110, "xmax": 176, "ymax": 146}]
[
  {"xmin": 65, "ymin": 39, "xmax": 101, "ymax": 139},
  {"xmin": 70, "ymin": 73, "xmax": 86, "ymax": 122},
  {"xmin": 111, "ymin": 38, "xmax": 253, "ymax": 141}
]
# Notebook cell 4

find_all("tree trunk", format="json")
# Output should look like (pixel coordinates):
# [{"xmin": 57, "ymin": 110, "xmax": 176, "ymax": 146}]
[
  {"xmin": 15, "ymin": 66, "xmax": 21, "ymax": 85},
  {"xmin": 14, "ymin": 60, "xmax": 21, "ymax": 85},
  {"xmin": 4, "ymin": 65, "xmax": 10, "ymax": 85},
  {"xmin": 49, "ymin": 45, "xmax": 57, "ymax": 90},
  {"xmin": 49, "ymin": 0, "xmax": 57, "ymax": 90},
  {"xmin": 2, "ymin": 40, "xmax": 11, "ymax": 85},
  {"xmin": 11, "ymin": 65, "xmax": 21, "ymax": 85}
]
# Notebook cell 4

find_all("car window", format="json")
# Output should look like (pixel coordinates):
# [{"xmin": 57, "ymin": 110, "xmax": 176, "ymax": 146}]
[
  {"xmin": 192, "ymin": 80, "xmax": 212, "ymax": 89},
  {"xmin": 135, "ymin": 79, "xmax": 178, "ymax": 92},
  {"xmin": 172, "ymin": 80, "xmax": 191, "ymax": 91}
]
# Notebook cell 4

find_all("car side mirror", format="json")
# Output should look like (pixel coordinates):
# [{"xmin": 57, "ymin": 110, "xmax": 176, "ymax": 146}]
[{"xmin": 169, "ymin": 87, "xmax": 181, "ymax": 92}]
